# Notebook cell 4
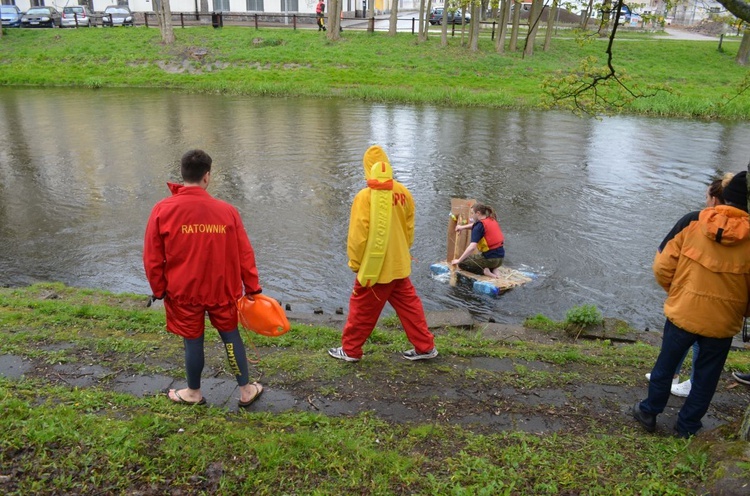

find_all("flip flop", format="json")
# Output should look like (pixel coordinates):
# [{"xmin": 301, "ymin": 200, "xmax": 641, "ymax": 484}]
[
  {"xmin": 238, "ymin": 382, "xmax": 263, "ymax": 408},
  {"xmin": 168, "ymin": 389, "xmax": 206, "ymax": 406}
]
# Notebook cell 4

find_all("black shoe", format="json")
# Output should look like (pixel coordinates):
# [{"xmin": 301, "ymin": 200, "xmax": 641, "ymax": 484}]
[
  {"xmin": 732, "ymin": 371, "xmax": 750, "ymax": 385},
  {"xmin": 673, "ymin": 424, "xmax": 691, "ymax": 439},
  {"xmin": 632, "ymin": 402, "xmax": 656, "ymax": 433}
]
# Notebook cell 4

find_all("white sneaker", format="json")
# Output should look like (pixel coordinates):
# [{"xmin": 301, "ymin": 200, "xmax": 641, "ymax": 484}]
[
  {"xmin": 645, "ymin": 373, "xmax": 679, "ymax": 385},
  {"xmin": 327, "ymin": 347, "xmax": 360, "ymax": 362},
  {"xmin": 671, "ymin": 380, "xmax": 692, "ymax": 397}
]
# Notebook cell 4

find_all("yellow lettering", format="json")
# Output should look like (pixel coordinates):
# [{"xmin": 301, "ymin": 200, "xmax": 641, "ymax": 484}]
[
  {"xmin": 179, "ymin": 224, "xmax": 228, "ymax": 235},
  {"xmin": 225, "ymin": 343, "xmax": 241, "ymax": 377}
]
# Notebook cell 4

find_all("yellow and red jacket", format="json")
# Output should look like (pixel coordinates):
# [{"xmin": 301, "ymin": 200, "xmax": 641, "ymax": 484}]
[
  {"xmin": 143, "ymin": 183, "xmax": 261, "ymax": 306},
  {"xmin": 653, "ymin": 205, "xmax": 750, "ymax": 338},
  {"xmin": 347, "ymin": 146, "xmax": 415, "ymax": 284}
]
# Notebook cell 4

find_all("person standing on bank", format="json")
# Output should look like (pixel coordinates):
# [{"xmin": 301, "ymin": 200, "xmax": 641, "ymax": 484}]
[
  {"xmin": 328, "ymin": 145, "xmax": 438, "ymax": 362},
  {"xmin": 144, "ymin": 149, "xmax": 264, "ymax": 408},
  {"xmin": 316, "ymin": 0, "xmax": 326, "ymax": 31},
  {"xmin": 633, "ymin": 171, "xmax": 750, "ymax": 438},
  {"xmin": 451, "ymin": 203, "xmax": 505, "ymax": 279},
  {"xmin": 643, "ymin": 173, "xmax": 735, "ymax": 398}
]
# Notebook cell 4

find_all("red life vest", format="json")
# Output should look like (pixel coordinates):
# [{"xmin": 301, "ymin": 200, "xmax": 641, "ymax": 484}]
[
  {"xmin": 478, "ymin": 217, "xmax": 504, "ymax": 252},
  {"xmin": 316, "ymin": 1, "xmax": 325, "ymax": 14}
]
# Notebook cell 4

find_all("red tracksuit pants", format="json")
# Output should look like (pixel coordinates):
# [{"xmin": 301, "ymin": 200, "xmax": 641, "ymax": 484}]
[{"xmin": 342, "ymin": 277, "xmax": 434, "ymax": 359}]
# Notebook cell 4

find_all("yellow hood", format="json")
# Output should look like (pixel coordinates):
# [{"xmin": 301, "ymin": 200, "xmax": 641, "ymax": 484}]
[{"xmin": 363, "ymin": 145, "xmax": 390, "ymax": 180}]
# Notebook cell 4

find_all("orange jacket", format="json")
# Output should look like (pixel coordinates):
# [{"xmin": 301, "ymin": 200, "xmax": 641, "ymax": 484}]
[{"xmin": 653, "ymin": 205, "xmax": 750, "ymax": 338}]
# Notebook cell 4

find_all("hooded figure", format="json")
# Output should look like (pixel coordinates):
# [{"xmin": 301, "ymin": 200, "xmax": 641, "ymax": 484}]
[
  {"xmin": 327, "ymin": 145, "xmax": 438, "ymax": 362},
  {"xmin": 634, "ymin": 170, "xmax": 750, "ymax": 438}
]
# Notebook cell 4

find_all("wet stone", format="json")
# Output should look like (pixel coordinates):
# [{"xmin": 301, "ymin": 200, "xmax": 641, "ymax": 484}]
[
  {"xmin": 0, "ymin": 354, "xmax": 33, "ymax": 379},
  {"xmin": 51, "ymin": 363, "xmax": 111, "ymax": 387},
  {"xmin": 113, "ymin": 373, "xmax": 173, "ymax": 398},
  {"xmin": 425, "ymin": 310, "xmax": 474, "ymax": 330}
]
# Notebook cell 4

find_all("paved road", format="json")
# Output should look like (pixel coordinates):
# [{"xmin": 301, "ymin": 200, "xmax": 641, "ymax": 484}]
[{"xmin": 659, "ymin": 27, "xmax": 721, "ymax": 41}]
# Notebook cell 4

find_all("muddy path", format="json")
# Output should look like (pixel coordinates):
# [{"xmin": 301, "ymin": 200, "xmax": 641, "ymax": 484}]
[{"xmin": 3, "ymin": 313, "xmax": 749, "ymax": 439}]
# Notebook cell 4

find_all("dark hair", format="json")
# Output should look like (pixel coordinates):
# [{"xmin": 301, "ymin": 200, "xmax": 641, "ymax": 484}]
[
  {"xmin": 181, "ymin": 149, "xmax": 212, "ymax": 183},
  {"xmin": 708, "ymin": 172, "xmax": 734, "ymax": 205},
  {"xmin": 472, "ymin": 203, "xmax": 497, "ymax": 220}
]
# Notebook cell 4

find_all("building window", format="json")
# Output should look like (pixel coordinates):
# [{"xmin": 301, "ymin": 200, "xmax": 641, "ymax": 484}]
[
  {"xmin": 280, "ymin": 0, "xmax": 297, "ymax": 11},
  {"xmin": 214, "ymin": 0, "xmax": 230, "ymax": 12},
  {"xmin": 246, "ymin": 0, "xmax": 264, "ymax": 11}
]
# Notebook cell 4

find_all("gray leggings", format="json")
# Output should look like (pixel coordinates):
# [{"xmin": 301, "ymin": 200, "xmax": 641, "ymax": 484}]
[{"xmin": 183, "ymin": 328, "xmax": 250, "ymax": 390}]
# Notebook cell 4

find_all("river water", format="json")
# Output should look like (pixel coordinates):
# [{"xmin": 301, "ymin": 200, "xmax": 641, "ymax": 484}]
[{"xmin": 1, "ymin": 87, "xmax": 749, "ymax": 330}]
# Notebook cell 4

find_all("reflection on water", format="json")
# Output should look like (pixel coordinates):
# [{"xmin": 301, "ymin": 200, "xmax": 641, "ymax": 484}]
[{"xmin": 1, "ymin": 87, "xmax": 749, "ymax": 330}]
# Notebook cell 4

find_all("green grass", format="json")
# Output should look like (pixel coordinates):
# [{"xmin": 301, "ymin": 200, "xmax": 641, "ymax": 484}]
[
  {"xmin": 0, "ymin": 379, "xmax": 718, "ymax": 495},
  {"xmin": 2, "ymin": 283, "xmax": 750, "ymax": 493},
  {"xmin": 0, "ymin": 27, "xmax": 748, "ymax": 118}
]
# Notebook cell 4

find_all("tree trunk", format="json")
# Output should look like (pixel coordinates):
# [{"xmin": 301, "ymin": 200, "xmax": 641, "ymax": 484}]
[
  {"xmin": 523, "ymin": 0, "xmax": 542, "ymax": 57},
  {"xmin": 509, "ymin": 0, "xmax": 521, "ymax": 51},
  {"xmin": 155, "ymin": 0, "xmax": 175, "ymax": 45},
  {"xmin": 580, "ymin": 0, "xmax": 593, "ymax": 30},
  {"xmin": 423, "ymin": 0, "xmax": 433, "ymax": 40},
  {"xmin": 715, "ymin": 0, "xmax": 750, "ymax": 24},
  {"xmin": 470, "ymin": 2, "xmax": 480, "ymax": 51},
  {"xmin": 495, "ymin": 0, "xmax": 510, "ymax": 53},
  {"xmin": 327, "ymin": 0, "xmax": 341, "ymax": 40},
  {"xmin": 737, "ymin": 28, "xmax": 750, "ymax": 65},
  {"xmin": 418, "ymin": 0, "xmax": 426, "ymax": 42},
  {"xmin": 388, "ymin": 0, "xmax": 399, "ymax": 36},
  {"xmin": 440, "ymin": 1, "xmax": 449, "ymax": 45},
  {"xmin": 543, "ymin": 0, "xmax": 557, "ymax": 51},
  {"xmin": 598, "ymin": 0, "xmax": 612, "ymax": 38}
]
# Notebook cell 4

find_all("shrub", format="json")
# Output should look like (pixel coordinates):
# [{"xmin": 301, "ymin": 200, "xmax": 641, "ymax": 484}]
[{"xmin": 564, "ymin": 304, "xmax": 603, "ymax": 329}]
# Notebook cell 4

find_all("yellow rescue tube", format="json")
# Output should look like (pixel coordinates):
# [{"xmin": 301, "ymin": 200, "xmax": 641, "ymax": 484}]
[{"xmin": 357, "ymin": 161, "xmax": 393, "ymax": 287}]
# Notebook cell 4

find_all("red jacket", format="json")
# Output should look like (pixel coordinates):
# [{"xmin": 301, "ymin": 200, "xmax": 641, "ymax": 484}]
[{"xmin": 143, "ymin": 183, "xmax": 261, "ymax": 306}]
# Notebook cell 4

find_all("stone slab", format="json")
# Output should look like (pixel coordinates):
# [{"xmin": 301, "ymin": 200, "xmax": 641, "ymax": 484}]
[
  {"xmin": 425, "ymin": 309, "xmax": 474, "ymax": 329},
  {"xmin": 0, "ymin": 354, "xmax": 32, "ymax": 379}
]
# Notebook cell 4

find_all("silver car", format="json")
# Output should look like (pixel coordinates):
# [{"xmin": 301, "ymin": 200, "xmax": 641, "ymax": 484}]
[
  {"xmin": 62, "ymin": 5, "xmax": 92, "ymax": 27},
  {"xmin": 102, "ymin": 5, "xmax": 134, "ymax": 26}
]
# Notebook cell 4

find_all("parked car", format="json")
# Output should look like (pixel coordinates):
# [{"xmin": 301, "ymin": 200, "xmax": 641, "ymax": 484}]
[
  {"xmin": 428, "ymin": 7, "xmax": 443, "ymax": 25},
  {"xmin": 20, "ymin": 6, "xmax": 62, "ymax": 28},
  {"xmin": 62, "ymin": 5, "xmax": 92, "ymax": 27},
  {"xmin": 102, "ymin": 6, "xmax": 134, "ymax": 26},
  {"xmin": 1, "ymin": 4, "xmax": 23, "ymax": 28},
  {"xmin": 428, "ymin": 7, "xmax": 470, "ymax": 25}
]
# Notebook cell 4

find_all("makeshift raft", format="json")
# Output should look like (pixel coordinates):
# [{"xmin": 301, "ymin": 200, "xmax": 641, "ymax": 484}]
[
  {"xmin": 430, "ymin": 262, "xmax": 533, "ymax": 296},
  {"xmin": 433, "ymin": 197, "xmax": 533, "ymax": 296}
]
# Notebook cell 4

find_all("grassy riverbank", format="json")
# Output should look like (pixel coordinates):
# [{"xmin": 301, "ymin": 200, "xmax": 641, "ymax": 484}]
[
  {"xmin": 2, "ymin": 283, "xmax": 750, "ymax": 494},
  {"xmin": 0, "ymin": 26, "xmax": 748, "ymax": 119}
]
